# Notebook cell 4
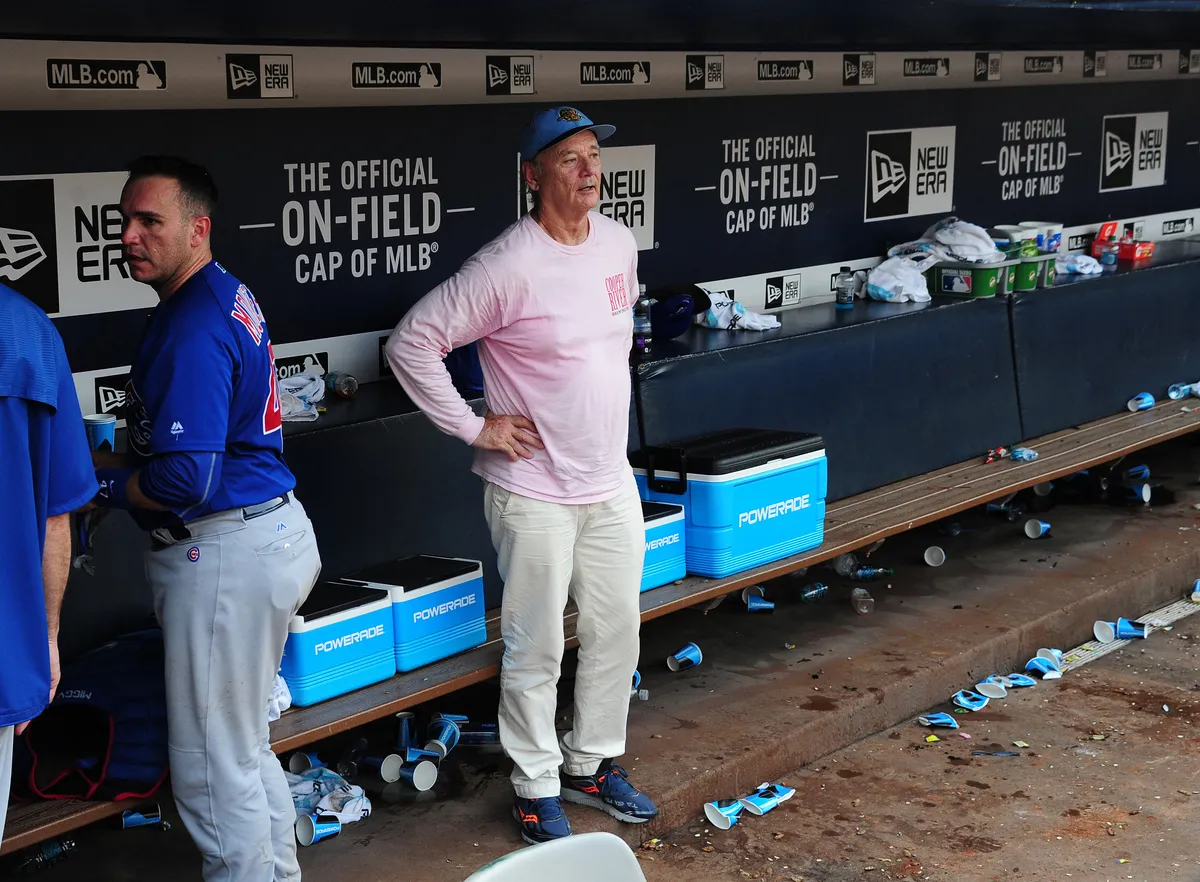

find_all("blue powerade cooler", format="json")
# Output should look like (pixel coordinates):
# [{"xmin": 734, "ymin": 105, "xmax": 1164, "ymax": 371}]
[
  {"xmin": 631, "ymin": 429, "xmax": 827, "ymax": 578},
  {"xmin": 280, "ymin": 581, "xmax": 395, "ymax": 707},
  {"xmin": 641, "ymin": 501, "xmax": 686, "ymax": 593},
  {"xmin": 338, "ymin": 556, "xmax": 487, "ymax": 673}
]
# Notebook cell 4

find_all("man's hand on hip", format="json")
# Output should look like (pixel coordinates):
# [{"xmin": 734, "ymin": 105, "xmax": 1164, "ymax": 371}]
[{"xmin": 473, "ymin": 413, "xmax": 544, "ymax": 462}]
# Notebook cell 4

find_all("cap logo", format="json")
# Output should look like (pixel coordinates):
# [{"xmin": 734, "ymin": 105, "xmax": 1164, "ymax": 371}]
[{"xmin": 557, "ymin": 107, "xmax": 582, "ymax": 122}]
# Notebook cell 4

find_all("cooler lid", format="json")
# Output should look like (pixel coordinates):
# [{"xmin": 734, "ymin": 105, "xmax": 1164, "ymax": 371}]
[
  {"xmin": 344, "ymin": 555, "xmax": 479, "ymax": 590},
  {"xmin": 642, "ymin": 500, "xmax": 683, "ymax": 523},
  {"xmin": 297, "ymin": 581, "xmax": 389, "ymax": 620},
  {"xmin": 634, "ymin": 428, "xmax": 824, "ymax": 476}
]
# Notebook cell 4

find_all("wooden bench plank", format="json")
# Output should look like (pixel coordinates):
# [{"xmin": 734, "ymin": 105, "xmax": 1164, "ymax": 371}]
[{"xmin": 7, "ymin": 402, "xmax": 1197, "ymax": 854}]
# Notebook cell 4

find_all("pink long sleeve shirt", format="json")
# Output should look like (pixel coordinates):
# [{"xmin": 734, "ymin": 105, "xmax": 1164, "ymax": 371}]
[{"xmin": 385, "ymin": 212, "xmax": 638, "ymax": 504}]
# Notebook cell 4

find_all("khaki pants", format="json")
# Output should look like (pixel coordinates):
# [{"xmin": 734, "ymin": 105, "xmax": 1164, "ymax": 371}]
[{"xmin": 484, "ymin": 477, "xmax": 644, "ymax": 799}]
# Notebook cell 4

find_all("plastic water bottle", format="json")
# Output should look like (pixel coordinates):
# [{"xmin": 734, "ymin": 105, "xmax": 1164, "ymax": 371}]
[
  {"xmin": 325, "ymin": 371, "xmax": 359, "ymax": 399},
  {"xmin": 633, "ymin": 284, "xmax": 653, "ymax": 354},
  {"xmin": 832, "ymin": 553, "xmax": 859, "ymax": 578},
  {"xmin": 799, "ymin": 582, "xmax": 829, "ymax": 603},
  {"xmin": 850, "ymin": 588, "xmax": 875, "ymax": 615},
  {"xmin": 848, "ymin": 566, "xmax": 894, "ymax": 582},
  {"xmin": 8, "ymin": 838, "xmax": 79, "ymax": 873},
  {"xmin": 835, "ymin": 266, "xmax": 856, "ymax": 310},
  {"xmin": 1101, "ymin": 236, "xmax": 1119, "ymax": 271}
]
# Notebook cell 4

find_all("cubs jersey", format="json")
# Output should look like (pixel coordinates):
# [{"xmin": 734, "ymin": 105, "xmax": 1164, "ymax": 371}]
[{"xmin": 125, "ymin": 260, "xmax": 294, "ymax": 526}]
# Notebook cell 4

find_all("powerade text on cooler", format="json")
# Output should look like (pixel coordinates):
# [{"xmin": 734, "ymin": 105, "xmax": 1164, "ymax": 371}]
[
  {"xmin": 280, "ymin": 582, "xmax": 395, "ymax": 706},
  {"xmin": 630, "ymin": 429, "xmax": 827, "ymax": 578},
  {"xmin": 640, "ymin": 500, "xmax": 686, "ymax": 592},
  {"xmin": 337, "ymin": 555, "xmax": 486, "ymax": 672}
]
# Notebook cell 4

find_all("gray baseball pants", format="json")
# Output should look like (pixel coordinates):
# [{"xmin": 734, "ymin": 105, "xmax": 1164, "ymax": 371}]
[{"xmin": 145, "ymin": 493, "xmax": 321, "ymax": 882}]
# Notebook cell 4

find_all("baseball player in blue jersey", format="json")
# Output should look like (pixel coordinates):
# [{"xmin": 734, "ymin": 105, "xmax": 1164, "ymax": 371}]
[{"xmin": 91, "ymin": 156, "xmax": 322, "ymax": 882}]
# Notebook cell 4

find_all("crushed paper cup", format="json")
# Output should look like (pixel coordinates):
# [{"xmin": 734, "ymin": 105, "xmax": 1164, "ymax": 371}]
[
  {"xmin": 1004, "ymin": 673, "xmax": 1038, "ymax": 688},
  {"xmin": 952, "ymin": 689, "xmax": 990, "ymax": 711},
  {"xmin": 704, "ymin": 798, "xmax": 745, "ymax": 830},
  {"xmin": 1094, "ymin": 620, "xmax": 1117, "ymax": 643},
  {"xmin": 1036, "ymin": 648, "xmax": 1064, "ymax": 669},
  {"xmin": 918, "ymin": 712, "xmax": 960, "ymax": 729},
  {"xmin": 738, "ymin": 782, "xmax": 796, "ymax": 816},
  {"xmin": 1024, "ymin": 657, "xmax": 1062, "ymax": 679},
  {"xmin": 975, "ymin": 680, "xmax": 1008, "ymax": 700}
]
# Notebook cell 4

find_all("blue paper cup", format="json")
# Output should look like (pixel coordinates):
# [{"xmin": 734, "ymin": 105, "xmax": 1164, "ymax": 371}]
[
  {"xmin": 1123, "ymin": 483, "xmax": 1152, "ymax": 504},
  {"xmin": 360, "ymin": 753, "xmax": 404, "ymax": 783},
  {"xmin": 1192, "ymin": 578, "xmax": 1200, "ymax": 603},
  {"xmin": 1168, "ymin": 383, "xmax": 1194, "ymax": 400},
  {"xmin": 295, "ymin": 813, "xmax": 341, "ymax": 846},
  {"xmin": 288, "ymin": 751, "xmax": 325, "ymax": 774},
  {"xmin": 1124, "ymin": 464, "xmax": 1151, "ymax": 480},
  {"xmin": 741, "ymin": 585, "xmax": 765, "ymax": 604},
  {"xmin": 1127, "ymin": 392, "xmax": 1155, "ymax": 412},
  {"xmin": 395, "ymin": 711, "xmax": 416, "ymax": 753},
  {"xmin": 121, "ymin": 804, "xmax": 162, "ymax": 829},
  {"xmin": 1033, "ymin": 481, "xmax": 1055, "ymax": 497},
  {"xmin": 746, "ymin": 595, "xmax": 775, "ymax": 612},
  {"xmin": 83, "ymin": 414, "xmax": 117, "ymax": 452},
  {"xmin": 404, "ymin": 746, "xmax": 442, "ymax": 764},
  {"xmin": 1024, "ymin": 519, "xmax": 1052, "ymax": 539},
  {"xmin": 398, "ymin": 759, "xmax": 439, "ymax": 792},
  {"xmin": 425, "ymin": 717, "xmax": 461, "ymax": 759},
  {"xmin": 667, "ymin": 642, "xmax": 703, "ymax": 672},
  {"xmin": 923, "ymin": 546, "xmax": 946, "ymax": 567},
  {"xmin": 1115, "ymin": 617, "xmax": 1148, "ymax": 639},
  {"xmin": 1093, "ymin": 620, "xmax": 1117, "ymax": 643},
  {"xmin": 631, "ymin": 670, "xmax": 642, "ymax": 692},
  {"xmin": 1037, "ymin": 648, "xmax": 1064, "ymax": 667},
  {"xmin": 703, "ymin": 798, "xmax": 744, "ymax": 830}
]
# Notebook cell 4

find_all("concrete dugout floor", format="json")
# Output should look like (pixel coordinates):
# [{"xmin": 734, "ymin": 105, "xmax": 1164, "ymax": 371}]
[{"xmin": 15, "ymin": 438, "xmax": 1200, "ymax": 881}]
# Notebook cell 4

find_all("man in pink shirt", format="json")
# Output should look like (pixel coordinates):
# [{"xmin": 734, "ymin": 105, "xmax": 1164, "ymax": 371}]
[{"xmin": 385, "ymin": 105, "xmax": 656, "ymax": 844}]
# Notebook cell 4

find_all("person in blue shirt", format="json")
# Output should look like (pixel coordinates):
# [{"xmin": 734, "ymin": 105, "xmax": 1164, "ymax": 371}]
[
  {"xmin": 0, "ymin": 283, "xmax": 97, "ymax": 846},
  {"xmin": 92, "ymin": 156, "xmax": 322, "ymax": 882}
]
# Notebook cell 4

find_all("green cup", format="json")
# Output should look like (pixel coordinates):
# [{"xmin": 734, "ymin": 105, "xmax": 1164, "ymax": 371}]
[{"xmin": 1015, "ymin": 259, "xmax": 1039, "ymax": 292}]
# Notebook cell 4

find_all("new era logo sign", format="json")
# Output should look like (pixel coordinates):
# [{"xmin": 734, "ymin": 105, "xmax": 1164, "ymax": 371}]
[
  {"xmin": 1104, "ymin": 130, "xmax": 1132, "ymax": 178},
  {"xmin": 0, "ymin": 226, "xmax": 47, "ymax": 282},
  {"xmin": 94, "ymin": 374, "xmax": 130, "ymax": 415},
  {"xmin": 764, "ymin": 274, "xmax": 801, "ymax": 310},
  {"xmin": 485, "ymin": 56, "xmax": 534, "ymax": 94},
  {"xmin": 1083, "ymin": 50, "xmax": 1108, "ymax": 77},
  {"xmin": 870, "ymin": 150, "xmax": 907, "ymax": 202},
  {"xmin": 864, "ymin": 127, "xmax": 956, "ymax": 223},
  {"xmin": 1099, "ymin": 113, "xmax": 1168, "ymax": 192},
  {"xmin": 974, "ymin": 52, "xmax": 1001, "ymax": 81},
  {"xmin": 685, "ymin": 55, "xmax": 724, "ymax": 90},
  {"xmin": 226, "ymin": 54, "xmax": 294, "ymax": 99},
  {"xmin": 842, "ymin": 54, "xmax": 876, "ymax": 86}
]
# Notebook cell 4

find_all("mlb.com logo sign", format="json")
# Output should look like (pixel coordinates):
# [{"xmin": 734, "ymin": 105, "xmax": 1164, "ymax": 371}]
[
  {"xmin": 1099, "ymin": 112, "xmax": 1168, "ymax": 192},
  {"xmin": 864, "ymin": 126, "xmax": 956, "ymax": 222}
]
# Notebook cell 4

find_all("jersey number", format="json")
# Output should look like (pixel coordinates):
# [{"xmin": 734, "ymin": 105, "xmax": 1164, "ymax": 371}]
[{"xmin": 264, "ymin": 343, "xmax": 282, "ymax": 435}]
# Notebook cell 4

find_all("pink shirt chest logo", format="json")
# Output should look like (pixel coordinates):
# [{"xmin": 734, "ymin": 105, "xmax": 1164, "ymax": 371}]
[{"xmin": 604, "ymin": 272, "xmax": 630, "ymax": 315}]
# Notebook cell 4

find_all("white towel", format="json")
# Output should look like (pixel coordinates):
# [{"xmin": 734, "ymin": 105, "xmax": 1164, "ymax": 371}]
[
  {"xmin": 286, "ymin": 767, "xmax": 372, "ymax": 825},
  {"xmin": 922, "ymin": 217, "xmax": 1003, "ymax": 263},
  {"xmin": 695, "ymin": 294, "xmax": 781, "ymax": 331},
  {"xmin": 279, "ymin": 370, "xmax": 326, "ymax": 421},
  {"xmin": 1056, "ymin": 253, "xmax": 1102, "ymax": 275},
  {"xmin": 268, "ymin": 673, "xmax": 291, "ymax": 722},
  {"xmin": 865, "ymin": 256, "xmax": 932, "ymax": 303}
]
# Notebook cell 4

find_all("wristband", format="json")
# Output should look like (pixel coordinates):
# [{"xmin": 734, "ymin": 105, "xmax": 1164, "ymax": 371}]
[{"xmin": 95, "ymin": 467, "xmax": 136, "ymax": 510}]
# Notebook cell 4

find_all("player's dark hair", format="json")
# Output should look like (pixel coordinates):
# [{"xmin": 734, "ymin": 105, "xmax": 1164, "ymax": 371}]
[{"xmin": 126, "ymin": 155, "xmax": 219, "ymax": 220}]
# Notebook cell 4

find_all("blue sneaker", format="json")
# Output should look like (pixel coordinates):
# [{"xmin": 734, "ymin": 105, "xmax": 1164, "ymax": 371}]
[
  {"xmin": 512, "ymin": 796, "xmax": 572, "ymax": 845},
  {"xmin": 561, "ymin": 761, "xmax": 659, "ymax": 823}
]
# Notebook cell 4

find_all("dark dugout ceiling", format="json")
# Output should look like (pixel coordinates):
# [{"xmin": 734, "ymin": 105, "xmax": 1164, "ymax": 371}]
[{"xmin": 4, "ymin": 0, "xmax": 1200, "ymax": 50}]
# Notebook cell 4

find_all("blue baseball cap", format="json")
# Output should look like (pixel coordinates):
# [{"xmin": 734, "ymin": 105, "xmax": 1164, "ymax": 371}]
[{"xmin": 521, "ymin": 106, "xmax": 616, "ymax": 161}]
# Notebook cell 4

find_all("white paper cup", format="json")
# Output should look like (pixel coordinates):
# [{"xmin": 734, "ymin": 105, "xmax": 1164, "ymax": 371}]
[
  {"xmin": 975, "ymin": 680, "xmax": 1008, "ymax": 699},
  {"xmin": 1093, "ymin": 620, "xmax": 1117, "ymax": 643},
  {"xmin": 923, "ymin": 546, "xmax": 946, "ymax": 567}
]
